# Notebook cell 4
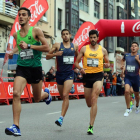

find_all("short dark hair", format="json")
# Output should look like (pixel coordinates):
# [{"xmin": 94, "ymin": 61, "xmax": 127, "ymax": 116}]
[
  {"xmin": 131, "ymin": 41, "xmax": 139, "ymax": 47},
  {"xmin": 89, "ymin": 30, "xmax": 99, "ymax": 37},
  {"xmin": 61, "ymin": 29, "xmax": 71, "ymax": 35},
  {"xmin": 18, "ymin": 7, "xmax": 31, "ymax": 17}
]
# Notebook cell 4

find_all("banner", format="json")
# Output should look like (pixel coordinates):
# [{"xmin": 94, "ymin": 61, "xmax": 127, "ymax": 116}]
[
  {"xmin": 3, "ymin": 0, "xmax": 49, "ymax": 67},
  {"xmin": 3, "ymin": 82, "xmax": 29, "ymax": 99},
  {"xmin": 72, "ymin": 22, "xmax": 95, "ymax": 51}
]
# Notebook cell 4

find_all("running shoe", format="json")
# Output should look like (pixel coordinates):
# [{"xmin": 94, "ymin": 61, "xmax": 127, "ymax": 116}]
[
  {"xmin": 135, "ymin": 107, "xmax": 139, "ymax": 114},
  {"xmin": 44, "ymin": 88, "xmax": 52, "ymax": 105},
  {"xmin": 55, "ymin": 116, "xmax": 63, "ymax": 127},
  {"xmin": 124, "ymin": 109, "xmax": 130, "ymax": 117},
  {"xmin": 87, "ymin": 125, "xmax": 93, "ymax": 135},
  {"xmin": 5, "ymin": 124, "xmax": 21, "ymax": 136}
]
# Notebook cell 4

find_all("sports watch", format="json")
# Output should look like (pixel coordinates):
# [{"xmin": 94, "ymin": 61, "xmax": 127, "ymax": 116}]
[{"xmin": 27, "ymin": 44, "xmax": 31, "ymax": 49}]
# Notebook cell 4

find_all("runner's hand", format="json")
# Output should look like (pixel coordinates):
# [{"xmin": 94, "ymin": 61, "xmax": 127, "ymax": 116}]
[
  {"xmin": 19, "ymin": 41, "xmax": 28, "ymax": 49},
  {"xmin": 135, "ymin": 55, "xmax": 139, "ymax": 62},
  {"xmin": 8, "ymin": 51, "xmax": 13, "ymax": 59},
  {"xmin": 103, "ymin": 63, "xmax": 110, "ymax": 68},
  {"xmin": 80, "ymin": 68, "xmax": 86, "ymax": 75},
  {"xmin": 120, "ymin": 65, "xmax": 124, "ymax": 70},
  {"xmin": 55, "ymin": 51, "xmax": 63, "ymax": 56}
]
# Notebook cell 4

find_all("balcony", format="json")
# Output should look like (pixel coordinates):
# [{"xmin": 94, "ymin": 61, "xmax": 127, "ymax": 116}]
[{"xmin": 0, "ymin": 0, "xmax": 19, "ymax": 25}]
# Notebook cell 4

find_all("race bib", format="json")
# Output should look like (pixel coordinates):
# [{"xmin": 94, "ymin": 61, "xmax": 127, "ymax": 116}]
[
  {"xmin": 87, "ymin": 58, "xmax": 99, "ymax": 67},
  {"xmin": 20, "ymin": 49, "xmax": 34, "ymax": 60},
  {"xmin": 63, "ymin": 56, "xmax": 74, "ymax": 64},
  {"xmin": 126, "ymin": 65, "xmax": 135, "ymax": 72}
]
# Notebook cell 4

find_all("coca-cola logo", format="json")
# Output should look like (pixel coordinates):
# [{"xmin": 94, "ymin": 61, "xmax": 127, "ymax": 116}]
[
  {"xmin": 8, "ymin": 84, "xmax": 24, "ymax": 96},
  {"xmin": 133, "ymin": 21, "xmax": 140, "ymax": 33},
  {"xmin": 73, "ymin": 26, "xmax": 91, "ymax": 46},
  {"xmin": 29, "ymin": 0, "xmax": 45, "ymax": 23},
  {"xmin": 77, "ymin": 85, "xmax": 84, "ymax": 93},
  {"xmin": 47, "ymin": 84, "xmax": 59, "ymax": 93}
]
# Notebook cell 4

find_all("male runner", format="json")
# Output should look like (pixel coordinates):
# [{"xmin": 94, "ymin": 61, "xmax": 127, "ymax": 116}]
[
  {"xmin": 5, "ymin": 7, "xmax": 52, "ymax": 136},
  {"xmin": 75, "ymin": 30, "xmax": 110, "ymax": 135},
  {"xmin": 46, "ymin": 29, "xmax": 78, "ymax": 126},
  {"xmin": 121, "ymin": 42, "xmax": 140, "ymax": 117}
]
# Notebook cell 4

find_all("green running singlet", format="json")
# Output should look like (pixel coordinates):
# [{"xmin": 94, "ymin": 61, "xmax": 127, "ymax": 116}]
[{"xmin": 17, "ymin": 26, "xmax": 42, "ymax": 67}]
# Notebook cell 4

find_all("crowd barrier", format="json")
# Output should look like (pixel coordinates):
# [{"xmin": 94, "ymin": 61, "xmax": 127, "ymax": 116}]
[{"xmin": 0, "ymin": 77, "xmax": 105, "ymax": 105}]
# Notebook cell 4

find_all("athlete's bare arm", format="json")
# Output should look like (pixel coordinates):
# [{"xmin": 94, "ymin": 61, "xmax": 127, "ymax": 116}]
[
  {"xmin": 102, "ymin": 47, "xmax": 110, "ymax": 67},
  {"xmin": 75, "ymin": 46, "xmax": 86, "ymax": 74},
  {"xmin": 135, "ymin": 54, "xmax": 140, "ymax": 65},
  {"xmin": 19, "ymin": 27, "xmax": 50, "ymax": 52},
  {"xmin": 74, "ymin": 44, "xmax": 79, "ymax": 57},
  {"xmin": 46, "ymin": 43, "xmax": 63, "ymax": 60}
]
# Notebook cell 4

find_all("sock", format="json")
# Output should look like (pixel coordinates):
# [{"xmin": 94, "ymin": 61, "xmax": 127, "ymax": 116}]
[
  {"xmin": 127, "ymin": 108, "xmax": 130, "ymax": 110},
  {"xmin": 15, "ymin": 125, "xmax": 19, "ymax": 129},
  {"xmin": 60, "ymin": 116, "xmax": 64, "ymax": 120},
  {"xmin": 136, "ymin": 106, "xmax": 139, "ymax": 108}
]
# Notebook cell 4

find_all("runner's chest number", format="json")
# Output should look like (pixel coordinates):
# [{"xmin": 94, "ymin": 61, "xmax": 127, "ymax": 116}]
[
  {"xmin": 127, "ymin": 65, "xmax": 135, "ymax": 72},
  {"xmin": 87, "ymin": 58, "xmax": 99, "ymax": 67},
  {"xmin": 63, "ymin": 56, "xmax": 74, "ymax": 64},
  {"xmin": 20, "ymin": 49, "xmax": 34, "ymax": 60}
]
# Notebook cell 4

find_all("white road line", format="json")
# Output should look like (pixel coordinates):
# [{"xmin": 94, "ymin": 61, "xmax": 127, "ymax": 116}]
[
  {"xmin": 0, "ymin": 122, "xmax": 4, "ymax": 124},
  {"xmin": 46, "ymin": 111, "xmax": 61, "ymax": 115},
  {"xmin": 112, "ymin": 102, "xmax": 119, "ymax": 103}
]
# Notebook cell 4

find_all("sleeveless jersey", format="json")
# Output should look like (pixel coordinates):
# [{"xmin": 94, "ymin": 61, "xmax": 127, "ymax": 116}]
[
  {"xmin": 17, "ymin": 27, "xmax": 42, "ymax": 67},
  {"xmin": 56, "ymin": 43, "xmax": 75, "ymax": 72},
  {"xmin": 124, "ymin": 53, "xmax": 140, "ymax": 76},
  {"xmin": 83, "ymin": 45, "xmax": 103, "ymax": 73}
]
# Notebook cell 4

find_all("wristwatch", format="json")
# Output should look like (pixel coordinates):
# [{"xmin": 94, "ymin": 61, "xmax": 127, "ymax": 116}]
[{"xmin": 27, "ymin": 44, "xmax": 31, "ymax": 49}]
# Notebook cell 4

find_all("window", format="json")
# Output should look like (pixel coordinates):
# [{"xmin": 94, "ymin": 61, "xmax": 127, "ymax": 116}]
[
  {"xmin": 109, "ymin": 4, "xmax": 113, "ymax": 19},
  {"xmin": 79, "ymin": 0, "xmax": 89, "ymax": 13},
  {"xmin": 42, "ymin": 12, "xmax": 47, "ymax": 21},
  {"xmin": 94, "ymin": 1, "xmax": 100, "ymax": 19},
  {"xmin": 58, "ymin": 9, "xmax": 62, "ymax": 30},
  {"xmin": 79, "ymin": 19, "xmax": 85, "ymax": 27},
  {"xmin": 72, "ymin": 0, "xmax": 78, "ymax": 6}
]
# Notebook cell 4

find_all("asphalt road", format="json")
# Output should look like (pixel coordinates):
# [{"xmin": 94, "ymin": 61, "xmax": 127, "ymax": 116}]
[{"xmin": 0, "ymin": 96, "xmax": 140, "ymax": 140}]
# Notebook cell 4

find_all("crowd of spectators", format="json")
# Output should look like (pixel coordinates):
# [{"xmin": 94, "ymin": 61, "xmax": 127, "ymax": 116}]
[
  {"xmin": 103, "ymin": 70, "xmax": 125, "ymax": 97},
  {"xmin": 5, "ymin": 0, "xmax": 17, "ymax": 15}
]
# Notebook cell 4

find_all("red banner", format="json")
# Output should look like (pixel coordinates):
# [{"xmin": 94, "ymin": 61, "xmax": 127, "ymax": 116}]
[
  {"xmin": 3, "ymin": 0, "xmax": 49, "ymax": 66},
  {"xmin": 3, "ymin": 82, "xmax": 29, "ymax": 99},
  {"xmin": 72, "ymin": 22, "xmax": 95, "ymax": 51}
]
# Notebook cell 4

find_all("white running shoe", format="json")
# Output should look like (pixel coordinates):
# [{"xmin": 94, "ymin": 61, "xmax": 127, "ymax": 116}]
[
  {"xmin": 124, "ymin": 109, "xmax": 130, "ymax": 117},
  {"xmin": 135, "ymin": 107, "xmax": 139, "ymax": 114}
]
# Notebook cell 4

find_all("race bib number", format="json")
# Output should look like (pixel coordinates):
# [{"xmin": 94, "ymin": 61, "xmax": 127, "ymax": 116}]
[
  {"xmin": 63, "ymin": 56, "xmax": 74, "ymax": 64},
  {"xmin": 20, "ymin": 49, "xmax": 34, "ymax": 60},
  {"xmin": 87, "ymin": 58, "xmax": 99, "ymax": 67},
  {"xmin": 126, "ymin": 65, "xmax": 135, "ymax": 72}
]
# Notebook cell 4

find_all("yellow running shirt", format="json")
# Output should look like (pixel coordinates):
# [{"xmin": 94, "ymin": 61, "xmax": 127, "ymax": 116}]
[{"xmin": 83, "ymin": 45, "xmax": 103, "ymax": 73}]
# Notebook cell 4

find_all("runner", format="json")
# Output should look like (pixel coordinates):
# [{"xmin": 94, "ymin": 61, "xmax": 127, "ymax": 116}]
[
  {"xmin": 46, "ymin": 29, "xmax": 78, "ymax": 126},
  {"xmin": 5, "ymin": 7, "xmax": 52, "ymax": 136},
  {"xmin": 121, "ymin": 42, "xmax": 140, "ymax": 117},
  {"xmin": 75, "ymin": 30, "xmax": 110, "ymax": 135}
]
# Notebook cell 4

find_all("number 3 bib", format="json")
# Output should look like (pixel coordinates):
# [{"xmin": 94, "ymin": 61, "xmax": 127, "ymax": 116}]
[{"xmin": 20, "ymin": 49, "xmax": 34, "ymax": 60}]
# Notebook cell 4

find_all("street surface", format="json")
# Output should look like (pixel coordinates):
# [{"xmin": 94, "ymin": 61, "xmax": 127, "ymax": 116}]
[{"xmin": 0, "ymin": 96, "xmax": 140, "ymax": 140}]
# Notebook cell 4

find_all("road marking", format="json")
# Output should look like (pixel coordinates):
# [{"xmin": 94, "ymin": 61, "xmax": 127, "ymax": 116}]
[
  {"xmin": 0, "ymin": 122, "xmax": 4, "ymax": 124},
  {"xmin": 46, "ymin": 111, "xmax": 61, "ymax": 115},
  {"xmin": 112, "ymin": 102, "xmax": 119, "ymax": 103}
]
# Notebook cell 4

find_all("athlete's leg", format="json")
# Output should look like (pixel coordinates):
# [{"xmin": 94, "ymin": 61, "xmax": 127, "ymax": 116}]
[
  {"xmin": 90, "ymin": 80, "xmax": 103, "ymax": 126},
  {"xmin": 134, "ymin": 92, "xmax": 139, "ymax": 107},
  {"xmin": 61, "ymin": 80, "xmax": 73, "ymax": 117},
  {"xmin": 124, "ymin": 84, "xmax": 131, "ymax": 109},
  {"xmin": 57, "ymin": 84, "xmax": 64, "ymax": 99},
  {"xmin": 13, "ymin": 76, "xmax": 27, "ymax": 126},
  {"xmin": 31, "ymin": 81, "xmax": 48, "ymax": 102}
]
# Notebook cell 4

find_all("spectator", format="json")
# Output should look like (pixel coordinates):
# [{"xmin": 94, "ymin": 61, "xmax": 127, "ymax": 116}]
[
  {"xmin": 111, "ymin": 73, "xmax": 117, "ymax": 96},
  {"xmin": 117, "ymin": 74, "xmax": 122, "ymax": 96},
  {"xmin": 12, "ymin": 0, "xmax": 17, "ymax": 7},
  {"xmin": 46, "ymin": 69, "xmax": 55, "ymax": 82},
  {"xmin": 103, "ymin": 72, "xmax": 107, "ymax": 94},
  {"xmin": 5, "ymin": 0, "xmax": 14, "ymax": 14},
  {"xmin": 106, "ymin": 79, "xmax": 111, "ymax": 96},
  {"xmin": 74, "ymin": 68, "xmax": 80, "ymax": 82}
]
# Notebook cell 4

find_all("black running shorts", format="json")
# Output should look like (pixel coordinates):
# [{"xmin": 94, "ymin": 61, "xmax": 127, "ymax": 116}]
[
  {"xmin": 15, "ymin": 65, "xmax": 42, "ymax": 84},
  {"xmin": 83, "ymin": 72, "xmax": 104, "ymax": 88}
]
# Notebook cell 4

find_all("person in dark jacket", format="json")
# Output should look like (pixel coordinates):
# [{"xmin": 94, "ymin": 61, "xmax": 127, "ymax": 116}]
[{"xmin": 46, "ymin": 69, "xmax": 56, "ymax": 82}]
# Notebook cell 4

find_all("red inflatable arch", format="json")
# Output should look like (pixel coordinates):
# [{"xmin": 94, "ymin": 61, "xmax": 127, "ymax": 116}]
[{"xmin": 73, "ymin": 19, "xmax": 140, "ymax": 50}]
